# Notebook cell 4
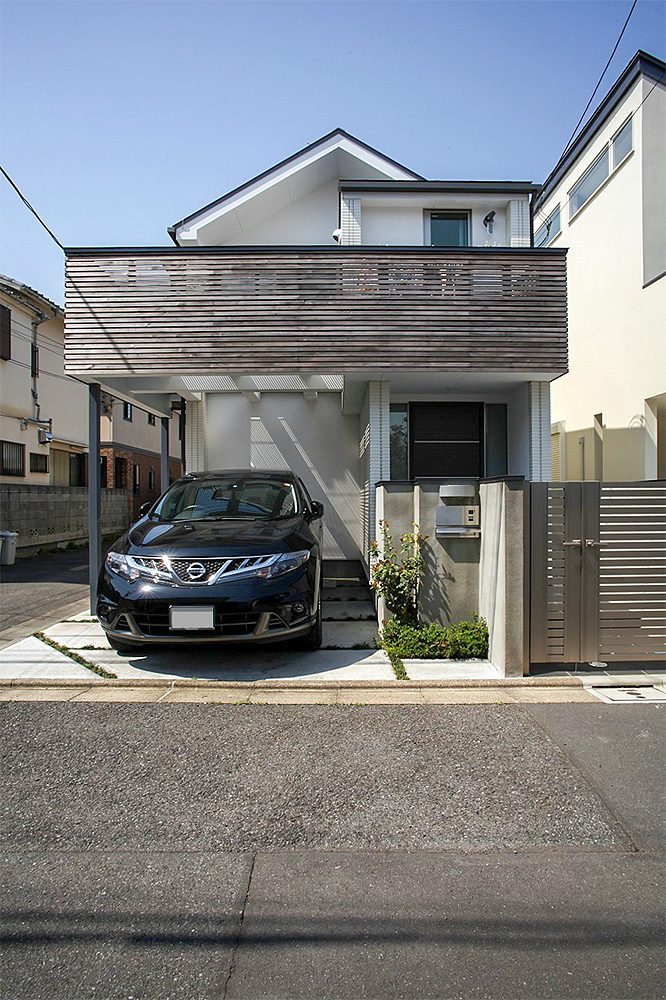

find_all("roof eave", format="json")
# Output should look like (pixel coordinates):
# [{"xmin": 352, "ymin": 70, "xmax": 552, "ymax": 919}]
[
  {"xmin": 536, "ymin": 49, "xmax": 666, "ymax": 208},
  {"xmin": 167, "ymin": 127, "xmax": 425, "ymax": 241}
]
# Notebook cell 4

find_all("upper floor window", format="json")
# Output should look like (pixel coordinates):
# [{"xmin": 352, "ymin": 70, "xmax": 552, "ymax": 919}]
[
  {"xmin": 0, "ymin": 305, "xmax": 10, "ymax": 360},
  {"xmin": 428, "ymin": 212, "xmax": 469, "ymax": 247},
  {"xmin": 147, "ymin": 412, "xmax": 156, "ymax": 425},
  {"xmin": 569, "ymin": 147, "xmax": 609, "ymax": 218},
  {"xmin": 612, "ymin": 116, "xmax": 633, "ymax": 168},
  {"xmin": 123, "ymin": 402, "xmax": 133, "ymax": 421},
  {"xmin": 534, "ymin": 205, "xmax": 561, "ymax": 248}
]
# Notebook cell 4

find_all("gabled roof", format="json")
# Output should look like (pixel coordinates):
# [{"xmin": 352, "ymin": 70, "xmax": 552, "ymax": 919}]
[
  {"xmin": 0, "ymin": 273, "xmax": 63, "ymax": 316},
  {"xmin": 536, "ymin": 50, "xmax": 665, "ymax": 210},
  {"xmin": 168, "ymin": 128, "xmax": 424, "ymax": 244}
]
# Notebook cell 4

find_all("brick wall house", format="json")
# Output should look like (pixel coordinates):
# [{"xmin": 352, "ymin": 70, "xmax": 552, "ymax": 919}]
[{"xmin": 100, "ymin": 445, "xmax": 182, "ymax": 521}]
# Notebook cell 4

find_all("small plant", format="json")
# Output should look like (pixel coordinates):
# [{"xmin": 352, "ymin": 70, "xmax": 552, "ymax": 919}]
[{"xmin": 369, "ymin": 520, "xmax": 426, "ymax": 625}]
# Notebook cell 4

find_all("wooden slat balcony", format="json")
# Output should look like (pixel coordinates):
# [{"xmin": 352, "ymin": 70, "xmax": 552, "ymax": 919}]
[{"xmin": 64, "ymin": 246, "xmax": 568, "ymax": 376}]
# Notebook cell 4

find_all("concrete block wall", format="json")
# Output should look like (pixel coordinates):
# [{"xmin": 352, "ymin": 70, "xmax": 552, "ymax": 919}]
[{"xmin": 0, "ymin": 485, "xmax": 129, "ymax": 555}]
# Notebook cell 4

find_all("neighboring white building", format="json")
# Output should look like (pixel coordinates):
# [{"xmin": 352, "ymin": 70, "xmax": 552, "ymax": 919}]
[
  {"xmin": 0, "ymin": 275, "xmax": 88, "ymax": 485},
  {"xmin": 533, "ymin": 50, "xmax": 666, "ymax": 482}
]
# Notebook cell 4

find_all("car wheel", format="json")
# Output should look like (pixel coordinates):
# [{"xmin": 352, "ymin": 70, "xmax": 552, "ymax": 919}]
[
  {"xmin": 295, "ymin": 590, "xmax": 322, "ymax": 651},
  {"xmin": 107, "ymin": 635, "xmax": 143, "ymax": 654}
]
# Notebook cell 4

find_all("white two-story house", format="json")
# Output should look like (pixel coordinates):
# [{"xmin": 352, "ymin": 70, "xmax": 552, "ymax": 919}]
[
  {"xmin": 0, "ymin": 275, "xmax": 88, "ymax": 485},
  {"xmin": 533, "ymin": 50, "xmax": 665, "ymax": 482},
  {"xmin": 64, "ymin": 129, "xmax": 567, "ymax": 576}
]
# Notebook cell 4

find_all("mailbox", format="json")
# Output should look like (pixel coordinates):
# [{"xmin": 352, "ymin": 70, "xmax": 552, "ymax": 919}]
[{"xmin": 435, "ymin": 484, "xmax": 480, "ymax": 538}]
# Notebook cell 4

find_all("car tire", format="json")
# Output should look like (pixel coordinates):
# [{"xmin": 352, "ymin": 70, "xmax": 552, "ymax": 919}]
[
  {"xmin": 295, "ymin": 590, "xmax": 322, "ymax": 651},
  {"xmin": 107, "ymin": 635, "xmax": 143, "ymax": 654}
]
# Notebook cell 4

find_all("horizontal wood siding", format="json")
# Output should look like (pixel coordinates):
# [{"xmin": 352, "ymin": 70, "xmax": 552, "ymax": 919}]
[{"xmin": 64, "ymin": 248, "xmax": 567, "ymax": 375}]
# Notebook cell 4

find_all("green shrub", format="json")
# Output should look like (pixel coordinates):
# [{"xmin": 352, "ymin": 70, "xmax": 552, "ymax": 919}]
[
  {"xmin": 378, "ymin": 614, "xmax": 489, "ymax": 660},
  {"xmin": 379, "ymin": 618, "xmax": 449, "ymax": 658},
  {"xmin": 445, "ymin": 614, "xmax": 489, "ymax": 659}
]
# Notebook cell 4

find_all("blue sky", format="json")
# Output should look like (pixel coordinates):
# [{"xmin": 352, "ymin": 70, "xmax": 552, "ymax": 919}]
[{"xmin": 1, "ymin": 0, "xmax": 664, "ymax": 305}]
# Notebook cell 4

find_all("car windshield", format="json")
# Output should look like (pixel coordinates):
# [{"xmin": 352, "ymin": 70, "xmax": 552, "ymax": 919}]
[{"xmin": 153, "ymin": 477, "xmax": 300, "ymax": 521}]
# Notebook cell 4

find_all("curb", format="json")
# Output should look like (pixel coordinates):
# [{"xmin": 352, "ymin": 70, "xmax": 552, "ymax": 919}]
[{"xmin": 0, "ymin": 675, "xmax": 663, "ymax": 690}]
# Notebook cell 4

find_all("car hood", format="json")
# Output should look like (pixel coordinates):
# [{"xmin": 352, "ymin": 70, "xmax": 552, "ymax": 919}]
[{"xmin": 118, "ymin": 515, "xmax": 313, "ymax": 558}]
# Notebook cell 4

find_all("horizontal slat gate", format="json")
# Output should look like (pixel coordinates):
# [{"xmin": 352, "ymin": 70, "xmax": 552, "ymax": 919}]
[
  {"xmin": 530, "ymin": 481, "xmax": 666, "ymax": 665},
  {"xmin": 598, "ymin": 483, "xmax": 666, "ymax": 661},
  {"xmin": 64, "ymin": 247, "xmax": 567, "ymax": 375}
]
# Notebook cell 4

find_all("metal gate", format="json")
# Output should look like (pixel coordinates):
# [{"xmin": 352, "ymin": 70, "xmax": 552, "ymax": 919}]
[{"xmin": 530, "ymin": 481, "xmax": 666, "ymax": 664}]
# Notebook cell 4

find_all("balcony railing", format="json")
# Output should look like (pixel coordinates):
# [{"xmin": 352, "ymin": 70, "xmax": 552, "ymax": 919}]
[{"xmin": 64, "ymin": 246, "xmax": 567, "ymax": 376}]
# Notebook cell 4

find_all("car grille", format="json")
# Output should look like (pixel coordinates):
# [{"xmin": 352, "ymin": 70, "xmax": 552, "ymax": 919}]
[
  {"xmin": 131, "ymin": 609, "xmax": 262, "ymax": 638},
  {"xmin": 132, "ymin": 554, "xmax": 275, "ymax": 585},
  {"xmin": 169, "ymin": 558, "xmax": 229, "ymax": 583}
]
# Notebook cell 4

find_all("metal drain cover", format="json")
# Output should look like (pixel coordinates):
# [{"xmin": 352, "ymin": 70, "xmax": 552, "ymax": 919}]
[{"xmin": 590, "ymin": 686, "xmax": 666, "ymax": 704}]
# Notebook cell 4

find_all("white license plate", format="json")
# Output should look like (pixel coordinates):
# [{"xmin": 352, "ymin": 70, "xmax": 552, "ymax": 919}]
[{"xmin": 169, "ymin": 606, "xmax": 215, "ymax": 630}]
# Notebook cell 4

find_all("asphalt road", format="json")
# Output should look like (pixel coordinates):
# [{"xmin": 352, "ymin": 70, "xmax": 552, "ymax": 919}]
[{"xmin": 1, "ymin": 703, "xmax": 664, "ymax": 1000}]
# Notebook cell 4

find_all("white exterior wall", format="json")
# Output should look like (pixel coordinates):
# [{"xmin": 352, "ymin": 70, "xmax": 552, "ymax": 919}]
[
  {"xmin": 358, "ymin": 194, "xmax": 520, "ymax": 246},
  {"xmin": 536, "ymin": 75, "xmax": 666, "ymax": 480},
  {"xmin": 100, "ymin": 400, "xmax": 181, "ymax": 459},
  {"xmin": 203, "ymin": 391, "xmax": 362, "ymax": 560},
  {"xmin": 217, "ymin": 179, "xmax": 340, "ymax": 246},
  {"xmin": 0, "ymin": 289, "xmax": 87, "ymax": 485}
]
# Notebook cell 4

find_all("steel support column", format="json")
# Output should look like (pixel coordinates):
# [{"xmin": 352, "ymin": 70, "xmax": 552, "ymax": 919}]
[
  {"xmin": 160, "ymin": 416, "xmax": 170, "ymax": 494},
  {"xmin": 180, "ymin": 398, "xmax": 186, "ymax": 471},
  {"xmin": 88, "ymin": 382, "xmax": 101, "ymax": 610}
]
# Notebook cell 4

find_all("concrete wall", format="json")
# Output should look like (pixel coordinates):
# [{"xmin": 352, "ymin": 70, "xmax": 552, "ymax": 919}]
[
  {"xmin": 478, "ymin": 481, "xmax": 527, "ymax": 677},
  {"xmin": 0, "ymin": 484, "xmax": 129, "ymax": 555},
  {"xmin": 204, "ymin": 391, "xmax": 362, "ymax": 561},
  {"xmin": 378, "ymin": 481, "xmax": 481, "ymax": 628},
  {"xmin": 377, "ymin": 478, "xmax": 527, "ymax": 676}
]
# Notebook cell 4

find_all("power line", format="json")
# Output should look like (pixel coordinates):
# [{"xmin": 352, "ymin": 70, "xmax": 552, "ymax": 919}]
[
  {"xmin": 560, "ymin": 0, "xmax": 638, "ymax": 161},
  {"xmin": 0, "ymin": 164, "xmax": 65, "ymax": 251}
]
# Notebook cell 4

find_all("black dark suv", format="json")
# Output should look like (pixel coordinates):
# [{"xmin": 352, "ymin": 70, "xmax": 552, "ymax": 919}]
[{"xmin": 97, "ymin": 470, "xmax": 324, "ymax": 653}]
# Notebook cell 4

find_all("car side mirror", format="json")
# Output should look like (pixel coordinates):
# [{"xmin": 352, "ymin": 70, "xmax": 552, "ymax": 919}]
[
  {"xmin": 310, "ymin": 500, "xmax": 324, "ymax": 519},
  {"xmin": 137, "ymin": 501, "xmax": 153, "ymax": 519}
]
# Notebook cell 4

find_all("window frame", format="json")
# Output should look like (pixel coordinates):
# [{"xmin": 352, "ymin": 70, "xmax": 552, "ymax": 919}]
[
  {"xmin": 424, "ymin": 211, "xmax": 471, "ymax": 248},
  {"xmin": 29, "ymin": 452, "xmax": 49, "ymax": 474},
  {"xmin": 568, "ymin": 146, "xmax": 610, "ymax": 220},
  {"xmin": 612, "ymin": 115, "xmax": 633, "ymax": 169},
  {"xmin": 147, "ymin": 412, "xmax": 156, "ymax": 426},
  {"xmin": 1, "ymin": 440, "xmax": 25, "ymax": 477},
  {"xmin": 123, "ymin": 402, "xmax": 133, "ymax": 422}
]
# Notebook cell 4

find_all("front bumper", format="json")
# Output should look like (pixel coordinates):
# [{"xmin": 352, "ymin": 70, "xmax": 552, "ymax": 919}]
[{"xmin": 97, "ymin": 563, "xmax": 318, "ymax": 645}]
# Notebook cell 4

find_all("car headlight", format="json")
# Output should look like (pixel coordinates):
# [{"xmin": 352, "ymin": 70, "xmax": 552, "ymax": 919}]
[
  {"xmin": 105, "ymin": 551, "xmax": 140, "ymax": 582},
  {"xmin": 105, "ymin": 551, "xmax": 173, "ymax": 584},
  {"xmin": 255, "ymin": 550, "xmax": 310, "ymax": 579}
]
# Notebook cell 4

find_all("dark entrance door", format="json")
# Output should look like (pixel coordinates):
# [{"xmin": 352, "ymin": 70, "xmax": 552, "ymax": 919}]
[{"xmin": 409, "ymin": 402, "xmax": 484, "ymax": 479}]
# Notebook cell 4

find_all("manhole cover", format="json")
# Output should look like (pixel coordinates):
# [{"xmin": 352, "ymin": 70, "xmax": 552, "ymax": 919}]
[{"xmin": 590, "ymin": 686, "xmax": 666, "ymax": 704}]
